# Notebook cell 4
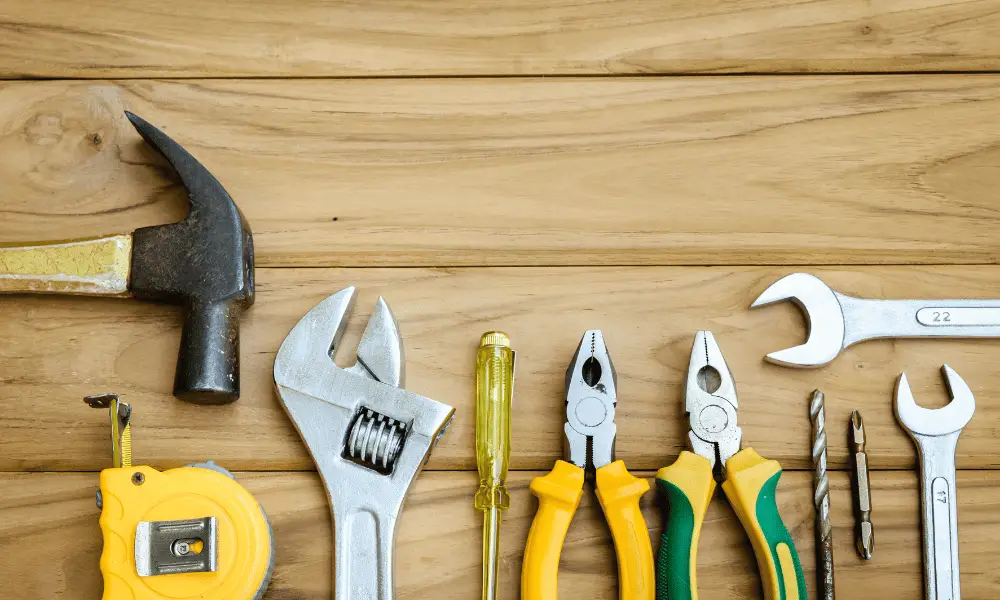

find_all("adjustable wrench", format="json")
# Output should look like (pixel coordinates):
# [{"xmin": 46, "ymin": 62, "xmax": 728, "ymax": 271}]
[
  {"xmin": 273, "ymin": 286, "xmax": 455, "ymax": 600},
  {"xmin": 751, "ymin": 272, "xmax": 1000, "ymax": 368},
  {"xmin": 895, "ymin": 365, "xmax": 975, "ymax": 600}
]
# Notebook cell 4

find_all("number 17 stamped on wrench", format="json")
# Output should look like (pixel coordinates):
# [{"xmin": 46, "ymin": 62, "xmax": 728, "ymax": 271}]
[{"xmin": 895, "ymin": 366, "xmax": 975, "ymax": 600}]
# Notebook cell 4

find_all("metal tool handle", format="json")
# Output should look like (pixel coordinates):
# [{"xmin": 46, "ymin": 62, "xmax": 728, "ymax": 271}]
[
  {"xmin": 334, "ymin": 507, "xmax": 396, "ymax": 600},
  {"xmin": 0, "ymin": 234, "xmax": 132, "ymax": 296},
  {"xmin": 174, "ymin": 300, "xmax": 242, "ymax": 404},
  {"xmin": 843, "ymin": 297, "xmax": 1000, "ymax": 346},
  {"xmin": 913, "ymin": 433, "xmax": 963, "ymax": 600}
]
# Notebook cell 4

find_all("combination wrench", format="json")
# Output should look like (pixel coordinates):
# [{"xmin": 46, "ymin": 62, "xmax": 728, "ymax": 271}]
[
  {"xmin": 895, "ymin": 365, "xmax": 975, "ymax": 600},
  {"xmin": 750, "ymin": 272, "xmax": 1000, "ymax": 367}
]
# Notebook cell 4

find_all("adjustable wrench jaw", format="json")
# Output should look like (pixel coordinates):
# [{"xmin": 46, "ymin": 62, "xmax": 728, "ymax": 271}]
[{"xmin": 273, "ymin": 287, "xmax": 455, "ymax": 600}]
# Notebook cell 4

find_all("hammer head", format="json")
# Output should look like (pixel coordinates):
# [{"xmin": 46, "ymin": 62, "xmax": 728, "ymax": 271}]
[
  {"xmin": 750, "ymin": 272, "xmax": 846, "ymax": 368},
  {"xmin": 125, "ymin": 112, "xmax": 254, "ymax": 405}
]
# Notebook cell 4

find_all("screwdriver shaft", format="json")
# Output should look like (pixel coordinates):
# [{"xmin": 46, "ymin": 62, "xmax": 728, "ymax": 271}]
[
  {"xmin": 851, "ymin": 410, "xmax": 875, "ymax": 559},
  {"xmin": 810, "ymin": 390, "xmax": 835, "ymax": 600}
]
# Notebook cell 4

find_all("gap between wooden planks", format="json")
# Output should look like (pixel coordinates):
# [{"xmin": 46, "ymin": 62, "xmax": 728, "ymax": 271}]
[
  {"xmin": 1, "ymin": 0, "xmax": 999, "ymax": 77},
  {"xmin": 2, "ymin": 266, "xmax": 999, "ymax": 473},
  {"xmin": 1, "ymin": 77, "xmax": 1000, "ymax": 266},
  {"xmin": 5, "ymin": 470, "xmax": 999, "ymax": 599}
]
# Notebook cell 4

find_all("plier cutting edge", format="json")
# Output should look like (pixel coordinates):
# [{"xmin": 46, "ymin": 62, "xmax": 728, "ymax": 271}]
[
  {"xmin": 657, "ymin": 331, "xmax": 805, "ymax": 600},
  {"xmin": 522, "ymin": 330, "xmax": 655, "ymax": 600}
]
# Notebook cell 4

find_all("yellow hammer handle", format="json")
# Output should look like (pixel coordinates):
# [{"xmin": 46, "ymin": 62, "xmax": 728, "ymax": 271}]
[
  {"xmin": 595, "ymin": 460, "xmax": 655, "ymax": 600},
  {"xmin": 521, "ymin": 460, "xmax": 585, "ymax": 600},
  {"xmin": 0, "ymin": 234, "xmax": 132, "ymax": 296}
]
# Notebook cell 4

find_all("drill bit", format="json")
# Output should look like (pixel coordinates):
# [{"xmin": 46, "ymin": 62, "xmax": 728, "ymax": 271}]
[
  {"xmin": 851, "ymin": 410, "xmax": 875, "ymax": 559},
  {"xmin": 809, "ymin": 390, "xmax": 835, "ymax": 600},
  {"xmin": 475, "ymin": 331, "xmax": 515, "ymax": 600}
]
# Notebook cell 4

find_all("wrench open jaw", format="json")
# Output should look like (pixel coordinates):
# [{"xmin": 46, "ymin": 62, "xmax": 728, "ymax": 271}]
[
  {"xmin": 273, "ymin": 286, "xmax": 454, "ymax": 600},
  {"xmin": 896, "ymin": 366, "xmax": 975, "ymax": 438},
  {"xmin": 894, "ymin": 365, "xmax": 975, "ymax": 600},
  {"xmin": 750, "ymin": 273, "xmax": 847, "ymax": 368}
]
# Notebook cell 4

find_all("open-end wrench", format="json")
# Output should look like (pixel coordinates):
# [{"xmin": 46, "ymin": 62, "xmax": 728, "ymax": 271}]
[
  {"xmin": 273, "ymin": 286, "xmax": 455, "ymax": 600},
  {"xmin": 895, "ymin": 365, "xmax": 975, "ymax": 600},
  {"xmin": 751, "ymin": 272, "xmax": 1000, "ymax": 368}
]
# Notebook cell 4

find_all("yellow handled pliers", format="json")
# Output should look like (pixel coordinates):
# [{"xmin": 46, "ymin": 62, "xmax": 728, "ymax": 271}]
[
  {"xmin": 656, "ymin": 331, "xmax": 805, "ymax": 600},
  {"xmin": 522, "ymin": 330, "xmax": 654, "ymax": 600}
]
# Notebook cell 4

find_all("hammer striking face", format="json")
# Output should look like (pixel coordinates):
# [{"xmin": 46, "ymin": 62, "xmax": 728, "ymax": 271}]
[{"xmin": 0, "ymin": 112, "xmax": 254, "ymax": 405}]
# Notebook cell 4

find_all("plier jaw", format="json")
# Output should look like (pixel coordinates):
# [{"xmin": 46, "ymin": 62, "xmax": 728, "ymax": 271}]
[
  {"xmin": 524, "ymin": 330, "xmax": 655, "ymax": 600},
  {"xmin": 685, "ymin": 331, "xmax": 742, "ymax": 479},
  {"xmin": 564, "ymin": 330, "xmax": 617, "ymax": 471}
]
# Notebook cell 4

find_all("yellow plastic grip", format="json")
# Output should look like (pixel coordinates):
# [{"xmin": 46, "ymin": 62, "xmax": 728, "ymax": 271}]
[
  {"xmin": 521, "ymin": 460, "xmax": 586, "ymax": 600},
  {"xmin": 595, "ymin": 460, "xmax": 655, "ymax": 600},
  {"xmin": 721, "ymin": 448, "xmax": 806, "ymax": 600}
]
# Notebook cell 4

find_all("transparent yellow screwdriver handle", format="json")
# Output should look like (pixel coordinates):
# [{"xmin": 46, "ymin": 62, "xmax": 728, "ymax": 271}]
[{"xmin": 475, "ymin": 331, "xmax": 515, "ymax": 600}]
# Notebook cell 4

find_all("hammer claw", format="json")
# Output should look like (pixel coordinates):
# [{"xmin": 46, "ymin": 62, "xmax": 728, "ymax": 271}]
[
  {"xmin": 124, "ymin": 113, "xmax": 254, "ymax": 404},
  {"xmin": 0, "ymin": 112, "xmax": 255, "ymax": 404}
]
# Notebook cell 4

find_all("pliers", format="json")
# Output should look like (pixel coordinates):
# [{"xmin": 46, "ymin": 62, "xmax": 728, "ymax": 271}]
[
  {"xmin": 522, "ymin": 330, "xmax": 655, "ymax": 600},
  {"xmin": 656, "ymin": 331, "xmax": 805, "ymax": 600}
]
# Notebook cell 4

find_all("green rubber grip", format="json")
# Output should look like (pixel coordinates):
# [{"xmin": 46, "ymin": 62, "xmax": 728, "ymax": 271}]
[
  {"xmin": 722, "ymin": 448, "xmax": 806, "ymax": 600},
  {"xmin": 654, "ymin": 452, "xmax": 715, "ymax": 600},
  {"xmin": 656, "ymin": 480, "xmax": 694, "ymax": 600}
]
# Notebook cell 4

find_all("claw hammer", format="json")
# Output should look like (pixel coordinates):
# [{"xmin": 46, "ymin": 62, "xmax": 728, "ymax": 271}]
[{"xmin": 0, "ymin": 112, "xmax": 254, "ymax": 404}]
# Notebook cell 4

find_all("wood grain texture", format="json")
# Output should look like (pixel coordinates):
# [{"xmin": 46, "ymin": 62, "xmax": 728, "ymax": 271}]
[
  {"xmin": 3, "ymin": 266, "xmax": 1000, "ymax": 472},
  {"xmin": 2, "ymin": 0, "xmax": 1000, "ymax": 77},
  {"xmin": 2, "ymin": 77, "xmax": 1000, "ymax": 267},
  {"xmin": 5, "ymin": 469, "xmax": 1000, "ymax": 600}
]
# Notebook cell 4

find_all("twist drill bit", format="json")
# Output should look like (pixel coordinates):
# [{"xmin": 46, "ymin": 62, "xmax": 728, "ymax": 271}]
[
  {"xmin": 851, "ymin": 410, "xmax": 875, "ymax": 559},
  {"xmin": 475, "ymin": 332, "xmax": 515, "ymax": 600},
  {"xmin": 810, "ymin": 390, "xmax": 835, "ymax": 600}
]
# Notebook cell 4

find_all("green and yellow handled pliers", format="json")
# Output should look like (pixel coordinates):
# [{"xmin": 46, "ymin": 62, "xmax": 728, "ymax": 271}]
[{"xmin": 656, "ymin": 331, "xmax": 805, "ymax": 600}]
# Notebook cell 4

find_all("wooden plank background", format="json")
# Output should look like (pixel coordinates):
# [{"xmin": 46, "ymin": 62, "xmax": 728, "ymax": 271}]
[
  {"xmin": 2, "ymin": 0, "xmax": 1000, "ymax": 76},
  {"xmin": 2, "ymin": 1, "xmax": 1000, "ymax": 599},
  {"xmin": 3, "ymin": 78, "xmax": 1000, "ymax": 266}
]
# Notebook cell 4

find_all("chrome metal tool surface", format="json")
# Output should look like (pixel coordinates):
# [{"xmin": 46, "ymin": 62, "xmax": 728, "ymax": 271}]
[
  {"xmin": 895, "ymin": 366, "xmax": 975, "ymax": 600},
  {"xmin": 751, "ymin": 272, "xmax": 1000, "ymax": 368},
  {"xmin": 273, "ymin": 287, "xmax": 455, "ymax": 600}
]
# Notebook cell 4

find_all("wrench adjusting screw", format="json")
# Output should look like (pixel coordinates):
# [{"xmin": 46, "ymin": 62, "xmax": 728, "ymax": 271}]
[{"xmin": 344, "ymin": 407, "xmax": 409, "ymax": 474}]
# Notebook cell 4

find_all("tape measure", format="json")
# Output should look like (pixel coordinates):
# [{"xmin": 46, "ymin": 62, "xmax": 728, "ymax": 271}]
[{"xmin": 86, "ymin": 394, "xmax": 274, "ymax": 600}]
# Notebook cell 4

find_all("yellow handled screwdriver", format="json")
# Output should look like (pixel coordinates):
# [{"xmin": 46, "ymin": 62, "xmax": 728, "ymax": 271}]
[{"xmin": 475, "ymin": 331, "xmax": 515, "ymax": 600}]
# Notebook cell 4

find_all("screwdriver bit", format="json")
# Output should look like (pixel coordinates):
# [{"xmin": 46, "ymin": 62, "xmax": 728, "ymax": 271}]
[{"xmin": 850, "ymin": 410, "xmax": 875, "ymax": 559}]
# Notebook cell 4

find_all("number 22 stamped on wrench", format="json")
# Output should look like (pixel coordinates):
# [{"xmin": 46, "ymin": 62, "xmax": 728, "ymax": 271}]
[
  {"xmin": 750, "ymin": 273, "xmax": 1000, "ymax": 367},
  {"xmin": 895, "ymin": 366, "xmax": 975, "ymax": 600}
]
